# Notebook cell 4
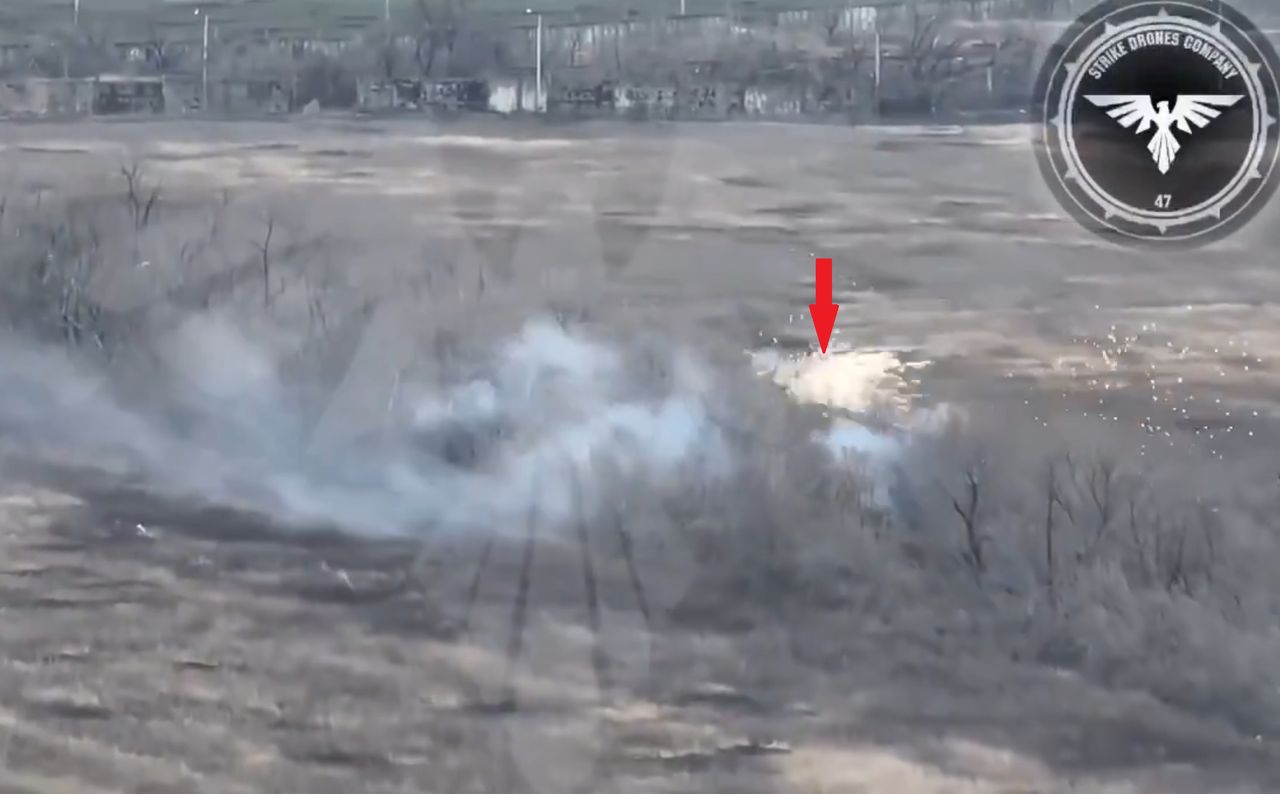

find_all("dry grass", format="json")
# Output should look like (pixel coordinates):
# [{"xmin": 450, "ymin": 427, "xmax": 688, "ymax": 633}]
[{"xmin": 2, "ymin": 118, "xmax": 1280, "ymax": 793}]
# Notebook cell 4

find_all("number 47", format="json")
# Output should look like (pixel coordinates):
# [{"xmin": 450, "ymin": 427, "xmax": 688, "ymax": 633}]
[{"xmin": 1154, "ymin": 194, "xmax": 1172, "ymax": 209}]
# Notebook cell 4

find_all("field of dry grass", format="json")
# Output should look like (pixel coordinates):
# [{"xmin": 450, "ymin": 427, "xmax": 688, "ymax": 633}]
[
  {"xmin": 2, "ymin": 116, "xmax": 1280, "ymax": 793},
  {"xmin": 3, "ymin": 455, "xmax": 1278, "ymax": 794}
]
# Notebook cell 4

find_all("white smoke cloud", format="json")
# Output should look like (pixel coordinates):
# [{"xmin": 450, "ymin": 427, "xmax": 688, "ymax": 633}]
[
  {"xmin": 0, "ymin": 317, "xmax": 730, "ymax": 537},
  {"xmin": 749, "ymin": 344, "xmax": 961, "ymax": 514},
  {"xmin": 389, "ymin": 321, "xmax": 731, "ymax": 532}
]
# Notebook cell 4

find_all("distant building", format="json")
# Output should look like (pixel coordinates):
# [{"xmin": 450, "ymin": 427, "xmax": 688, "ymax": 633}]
[
  {"xmin": 0, "ymin": 77, "xmax": 95, "ymax": 117},
  {"xmin": 93, "ymin": 74, "xmax": 165, "ymax": 115},
  {"xmin": 356, "ymin": 78, "xmax": 426, "ymax": 111}
]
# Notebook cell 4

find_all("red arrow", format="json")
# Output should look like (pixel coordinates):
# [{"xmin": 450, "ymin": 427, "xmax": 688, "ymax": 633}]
[{"xmin": 808, "ymin": 257, "xmax": 839, "ymax": 353}]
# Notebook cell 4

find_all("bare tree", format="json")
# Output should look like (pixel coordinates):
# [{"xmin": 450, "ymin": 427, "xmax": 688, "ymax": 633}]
[
  {"xmin": 0, "ymin": 196, "xmax": 112, "ymax": 350},
  {"xmin": 256, "ymin": 214, "xmax": 276, "ymax": 309},
  {"xmin": 946, "ymin": 465, "xmax": 985, "ymax": 581},
  {"xmin": 822, "ymin": 10, "xmax": 842, "ymax": 45},
  {"xmin": 1042, "ymin": 456, "xmax": 1074, "ymax": 607},
  {"xmin": 1119, "ymin": 477, "xmax": 1223, "ymax": 599},
  {"xmin": 120, "ymin": 161, "xmax": 161, "ymax": 231},
  {"xmin": 178, "ymin": 188, "xmax": 235, "ymax": 271},
  {"xmin": 413, "ymin": 0, "xmax": 467, "ymax": 77},
  {"xmin": 55, "ymin": 211, "xmax": 106, "ymax": 349},
  {"xmin": 887, "ymin": 1, "xmax": 1011, "ymax": 116},
  {"xmin": 142, "ymin": 25, "xmax": 184, "ymax": 74},
  {"xmin": 1126, "ymin": 490, "xmax": 1155, "ymax": 586},
  {"xmin": 1047, "ymin": 453, "xmax": 1123, "ymax": 568},
  {"xmin": 1077, "ymin": 456, "xmax": 1118, "ymax": 561},
  {"xmin": 364, "ymin": 24, "xmax": 401, "ymax": 80}
]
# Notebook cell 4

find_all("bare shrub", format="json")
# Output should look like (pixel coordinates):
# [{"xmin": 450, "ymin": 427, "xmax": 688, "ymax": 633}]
[
  {"xmin": 0, "ymin": 192, "xmax": 115, "ymax": 350},
  {"xmin": 893, "ymin": 409, "xmax": 1280, "ymax": 733},
  {"xmin": 120, "ymin": 160, "xmax": 162, "ymax": 231}
]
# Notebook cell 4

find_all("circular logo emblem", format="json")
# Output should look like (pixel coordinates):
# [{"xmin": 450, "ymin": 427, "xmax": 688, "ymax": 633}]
[{"xmin": 1032, "ymin": 0, "xmax": 1280, "ymax": 247}]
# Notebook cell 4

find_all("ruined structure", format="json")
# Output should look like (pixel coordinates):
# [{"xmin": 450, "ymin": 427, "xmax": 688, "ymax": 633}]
[
  {"xmin": 92, "ymin": 74, "xmax": 165, "ymax": 115},
  {"xmin": 0, "ymin": 0, "xmax": 1054, "ymax": 121}
]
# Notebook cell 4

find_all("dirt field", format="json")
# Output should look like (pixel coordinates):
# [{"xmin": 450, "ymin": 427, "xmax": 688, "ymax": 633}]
[{"xmin": 2, "ymin": 116, "xmax": 1280, "ymax": 793}]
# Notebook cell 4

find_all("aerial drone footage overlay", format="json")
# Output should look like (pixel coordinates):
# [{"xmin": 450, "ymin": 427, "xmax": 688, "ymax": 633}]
[{"xmin": 2, "ymin": 0, "xmax": 1280, "ymax": 792}]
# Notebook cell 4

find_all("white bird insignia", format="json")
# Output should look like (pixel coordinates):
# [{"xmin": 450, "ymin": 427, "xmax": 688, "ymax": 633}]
[{"xmin": 1083, "ymin": 94, "xmax": 1244, "ymax": 174}]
